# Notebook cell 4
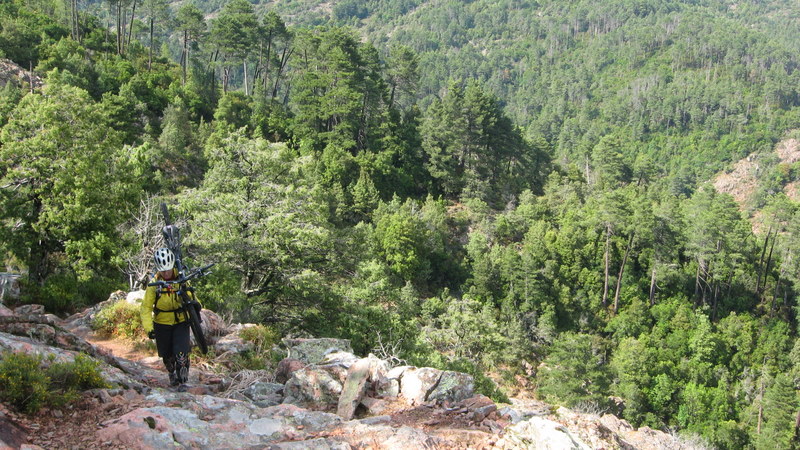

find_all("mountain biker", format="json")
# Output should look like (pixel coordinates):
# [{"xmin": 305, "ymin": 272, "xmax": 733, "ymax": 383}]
[{"xmin": 140, "ymin": 247, "xmax": 200, "ymax": 390}]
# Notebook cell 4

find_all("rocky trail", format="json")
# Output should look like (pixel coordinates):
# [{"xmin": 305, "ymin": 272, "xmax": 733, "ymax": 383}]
[{"xmin": 0, "ymin": 293, "xmax": 699, "ymax": 449}]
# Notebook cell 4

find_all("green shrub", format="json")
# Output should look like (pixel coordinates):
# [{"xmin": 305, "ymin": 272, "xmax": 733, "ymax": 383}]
[
  {"xmin": 239, "ymin": 324, "xmax": 281, "ymax": 351},
  {"xmin": 0, "ymin": 352, "xmax": 50, "ymax": 414},
  {"xmin": 442, "ymin": 357, "xmax": 510, "ymax": 404},
  {"xmin": 46, "ymin": 353, "xmax": 110, "ymax": 391},
  {"xmin": 232, "ymin": 325, "xmax": 282, "ymax": 370},
  {"xmin": 92, "ymin": 300, "xmax": 145, "ymax": 340},
  {"xmin": 0, "ymin": 352, "xmax": 110, "ymax": 414},
  {"xmin": 21, "ymin": 272, "xmax": 123, "ymax": 315}
]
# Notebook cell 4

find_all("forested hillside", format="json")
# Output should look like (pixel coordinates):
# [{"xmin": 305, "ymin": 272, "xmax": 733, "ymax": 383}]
[{"xmin": 2, "ymin": 0, "xmax": 800, "ymax": 447}]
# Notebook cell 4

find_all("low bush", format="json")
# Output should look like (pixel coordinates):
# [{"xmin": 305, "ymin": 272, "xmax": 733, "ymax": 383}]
[
  {"xmin": 227, "ymin": 325, "xmax": 282, "ymax": 371},
  {"xmin": 0, "ymin": 352, "xmax": 49, "ymax": 413},
  {"xmin": 0, "ymin": 351, "xmax": 109, "ymax": 414},
  {"xmin": 92, "ymin": 299, "xmax": 145, "ymax": 340}
]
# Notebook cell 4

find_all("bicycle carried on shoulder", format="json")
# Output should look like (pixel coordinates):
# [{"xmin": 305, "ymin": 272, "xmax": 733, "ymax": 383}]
[{"xmin": 149, "ymin": 203, "xmax": 212, "ymax": 355}]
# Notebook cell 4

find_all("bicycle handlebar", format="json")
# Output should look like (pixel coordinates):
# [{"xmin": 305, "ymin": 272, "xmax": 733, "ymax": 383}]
[{"xmin": 147, "ymin": 263, "xmax": 216, "ymax": 287}]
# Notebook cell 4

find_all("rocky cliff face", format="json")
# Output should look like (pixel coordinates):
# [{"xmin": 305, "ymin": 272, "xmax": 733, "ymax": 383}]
[
  {"xmin": 0, "ymin": 297, "xmax": 699, "ymax": 449},
  {"xmin": 0, "ymin": 58, "xmax": 42, "ymax": 90}
]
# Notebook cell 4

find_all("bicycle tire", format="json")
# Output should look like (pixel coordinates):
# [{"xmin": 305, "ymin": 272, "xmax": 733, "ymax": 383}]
[
  {"xmin": 185, "ymin": 299, "xmax": 208, "ymax": 354},
  {"xmin": 161, "ymin": 202, "xmax": 171, "ymax": 226}
]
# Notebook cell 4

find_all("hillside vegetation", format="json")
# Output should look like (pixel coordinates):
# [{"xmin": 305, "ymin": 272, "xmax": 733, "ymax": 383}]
[{"xmin": 2, "ymin": 0, "xmax": 800, "ymax": 447}]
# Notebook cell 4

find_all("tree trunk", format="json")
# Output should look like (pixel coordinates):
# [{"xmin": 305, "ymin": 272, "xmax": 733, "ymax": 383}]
[
  {"xmin": 116, "ymin": 1, "xmax": 122, "ymax": 55},
  {"xmin": 69, "ymin": 0, "xmax": 78, "ymax": 41},
  {"xmin": 694, "ymin": 262, "xmax": 702, "ymax": 305},
  {"xmin": 127, "ymin": 0, "xmax": 136, "ymax": 48},
  {"xmin": 649, "ymin": 265, "xmax": 657, "ymax": 306},
  {"xmin": 755, "ymin": 226, "xmax": 772, "ymax": 299},
  {"xmin": 389, "ymin": 83, "xmax": 397, "ymax": 109},
  {"xmin": 148, "ymin": 17, "xmax": 154, "ymax": 70},
  {"xmin": 711, "ymin": 279, "xmax": 720, "ymax": 320},
  {"xmin": 243, "ymin": 60, "xmax": 249, "ymax": 96},
  {"xmin": 761, "ymin": 231, "xmax": 777, "ymax": 295},
  {"xmin": 602, "ymin": 225, "xmax": 611, "ymax": 307},
  {"xmin": 272, "ymin": 46, "xmax": 292, "ymax": 99},
  {"xmin": 181, "ymin": 30, "xmax": 188, "ymax": 85},
  {"xmin": 613, "ymin": 232, "xmax": 634, "ymax": 314},
  {"xmin": 222, "ymin": 66, "xmax": 230, "ymax": 93},
  {"xmin": 263, "ymin": 31, "xmax": 273, "ymax": 94}
]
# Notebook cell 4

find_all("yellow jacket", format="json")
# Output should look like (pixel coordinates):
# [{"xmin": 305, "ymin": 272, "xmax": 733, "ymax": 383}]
[{"xmin": 140, "ymin": 269, "xmax": 200, "ymax": 332}]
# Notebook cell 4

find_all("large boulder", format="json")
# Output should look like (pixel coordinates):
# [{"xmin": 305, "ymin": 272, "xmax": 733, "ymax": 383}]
[
  {"xmin": 125, "ymin": 290, "xmax": 145, "ymax": 304},
  {"xmin": 337, "ymin": 358, "xmax": 372, "ymax": 420},
  {"xmin": 399, "ymin": 367, "xmax": 442, "ymax": 406},
  {"xmin": 283, "ymin": 338, "xmax": 353, "ymax": 364},
  {"xmin": 0, "ymin": 304, "xmax": 12, "ymax": 317},
  {"xmin": 214, "ymin": 333, "xmax": 255, "ymax": 355},
  {"xmin": 501, "ymin": 417, "xmax": 592, "ymax": 450},
  {"xmin": 427, "ymin": 371, "xmax": 474, "ymax": 404},
  {"xmin": 283, "ymin": 367, "xmax": 343, "ymax": 410},
  {"xmin": 200, "ymin": 310, "xmax": 227, "ymax": 337}
]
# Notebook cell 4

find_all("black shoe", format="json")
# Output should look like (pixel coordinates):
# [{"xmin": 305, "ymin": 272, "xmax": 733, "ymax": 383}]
[
  {"xmin": 176, "ymin": 384, "xmax": 189, "ymax": 392},
  {"xmin": 169, "ymin": 372, "xmax": 180, "ymax": 387}
]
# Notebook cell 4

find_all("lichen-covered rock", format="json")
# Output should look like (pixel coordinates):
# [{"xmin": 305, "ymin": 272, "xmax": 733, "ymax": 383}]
[
  {"xmin": 427, "ymin": 370, "xmax": 474, "ymax": 403},
  {"xmin": 283, "ymin": 367, "xmax": 343, "ymax": 410},
  {"xmin": 337, "ymin": 422, "xmax": 450, "ymax": 449},
  {"xmin": 399, "ymin": 367, "xmax": 442, "ymax": 406},
  {"xmin": 502, "ymin": 417, "xmax": 592, "ymax": 450},
  {"xmin": 337, "ymin": 358, "xmax": 371, "ymax": 419},
  {"xmin": 126, "ymin": 290, "xmax": 145, "ymax": 304},
  {"xmin": 283, "ymin": 338, "xmax": 353, "ymax": 364},
  {"xmin": 373, "ymin": 377, "xmax": 400, "ymax": 398},
  {"xmin": 360, "ymin": 397, "xmax": 388, "ymax": 415},
  {"xmin": 319, "ymin": 351, "xmax": 359, "ymax": 367},
  {"xmin": 13, "ymin": 304, "xmax": 45, "ymax": 315},
  {"xmin": 214, "ymin": 333, "xmax": 255, "ymax": 355},
  {"xmin": 373, "ymin": 365, "xmax": 410, "ymax": 398},
  {"xmin": 243, "ymin": 382, "xmax": 284, "ymax": 408},
  {"xmin": 362, "ymin": 353, "xmax": 391, "ymax": 381}
]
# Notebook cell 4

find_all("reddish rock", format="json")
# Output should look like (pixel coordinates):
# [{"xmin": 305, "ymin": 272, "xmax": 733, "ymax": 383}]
[
  {"xmin": 0, "ymin": 414, "xmax": 28, "ymax": 449},
  {"xmin": 276, "ymin": 358, "xmax": 306, "ymax": 384}
]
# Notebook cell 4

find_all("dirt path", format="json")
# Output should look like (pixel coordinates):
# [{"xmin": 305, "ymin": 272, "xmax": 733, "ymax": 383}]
[{"xmin": 83, "ymin": 334, "xmax": 162, "ymax": 369}]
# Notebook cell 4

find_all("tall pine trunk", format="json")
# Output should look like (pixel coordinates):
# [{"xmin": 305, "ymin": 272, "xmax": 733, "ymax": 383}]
[
  {"xmin": 602, "ymin": 225, "xmax": 611, "ymax": 307},
  {"xmin": 148, "ymin": 17, "xmax": 154, "ymax": 70},
  {"xmin": 127, "ymin": 0, "xmax": 136, "ymax": 48},
  {"xmin": 613, "ymin": 232, "xmax": 634, "ymax": 313},
  {"xmin": 755, "ymin": 226, "xmax": 772, "ymax": 300},
  {"xmin": 649, "ymin": 265, "xmax": 657, "ymax": 306}
]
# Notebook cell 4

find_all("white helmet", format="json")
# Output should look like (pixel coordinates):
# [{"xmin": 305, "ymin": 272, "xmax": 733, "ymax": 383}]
[{"xmin": 153, "ymin": 248, "xmax": 175, "ymax": 272}]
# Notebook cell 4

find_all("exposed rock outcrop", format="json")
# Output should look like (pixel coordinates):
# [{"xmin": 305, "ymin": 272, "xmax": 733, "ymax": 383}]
[
  {"xmin": 0, "ymin": 58, "xmax": 42, "ymax": 89},
  {"xmin": 0, "ymin": 300, "xmax": 693, "ymax": 449}
]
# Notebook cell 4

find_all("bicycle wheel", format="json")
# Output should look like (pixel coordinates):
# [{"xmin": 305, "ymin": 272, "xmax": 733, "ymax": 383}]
[
  {"xmin": 161, "ymin": 202, "xmax": 171, "ymax": 226},
  {"xmin": 184, "ymin": 298, "xmax": 208, "ymax": 354}
]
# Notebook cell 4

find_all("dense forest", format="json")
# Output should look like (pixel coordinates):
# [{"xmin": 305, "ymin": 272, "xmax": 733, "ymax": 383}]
[{"xmin": 3, "ymin": 0, "xmax": 800, "ymax": 447}]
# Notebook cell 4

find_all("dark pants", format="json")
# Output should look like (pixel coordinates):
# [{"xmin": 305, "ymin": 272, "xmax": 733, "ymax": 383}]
[{"xmin": 153, "ymin": 321, "xmax": 191, "ymax": 385}]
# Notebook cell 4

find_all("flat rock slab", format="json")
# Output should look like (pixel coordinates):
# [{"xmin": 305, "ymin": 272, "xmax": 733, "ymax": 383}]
[{"xmin": 283, "ymin": 338, "xmax": 353, "ymax": 364}]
